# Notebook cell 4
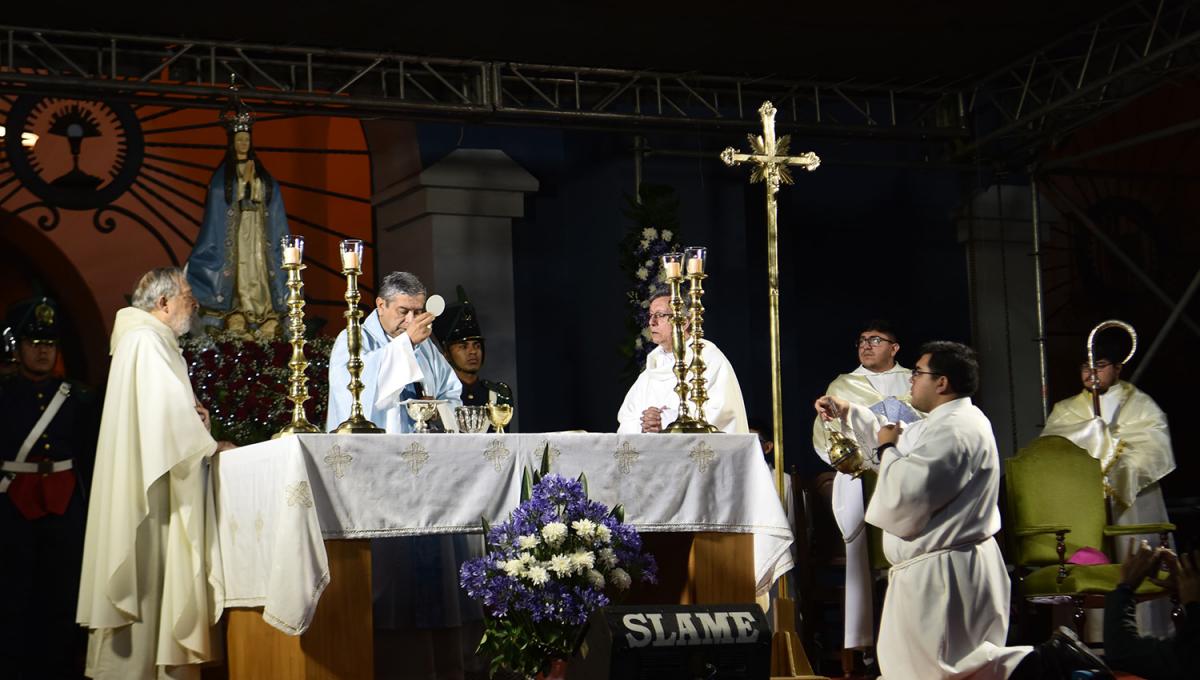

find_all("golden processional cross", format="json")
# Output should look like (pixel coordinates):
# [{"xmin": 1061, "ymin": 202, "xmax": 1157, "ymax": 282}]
[
  {"xmin": 721, "ymin": 101, "xmax": 819, "ymax": 500},
  {"xmin": 721, "ymin": 101, "xmax": 820, "ymax": 679}
]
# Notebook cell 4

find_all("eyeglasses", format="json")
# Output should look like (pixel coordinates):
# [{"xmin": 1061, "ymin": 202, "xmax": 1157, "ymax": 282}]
[
  {"xmin": 856, "ymin": 335, "xmax": 895, "ymax": 348},
  {"xmin": 910, "ymin": 369, "xmax": 942, "ymax": 380},
  {"xmin": 1080, "ymin": 360, "xmax": 1114, "ymax": 372},
  {"xmin": 648, "ymin": 312, "xmax": 674, "ymax": 324}
]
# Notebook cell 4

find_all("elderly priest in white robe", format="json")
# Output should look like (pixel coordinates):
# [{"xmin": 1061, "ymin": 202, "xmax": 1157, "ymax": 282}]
[
  {"xmin": 617, "ymin": 289, "xmax": 748, "ymax": 433},
  {"xmin": 78, "ymin": 267, "xmax": 234, "ymax": 680},
  {"xmin": 325, "ymin": 270, "xmax": 475, "ymax": 679},
  {"xmin": 816, "ymin": 341, "xmax": 1112, "ymax": 680},
  {"xmin": 811, "ymin": 320, "xmax": 921, "ymax": 661}
]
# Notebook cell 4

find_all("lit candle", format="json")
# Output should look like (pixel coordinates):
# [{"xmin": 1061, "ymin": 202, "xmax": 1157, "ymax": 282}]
[
  {"xmin": 283, "ymin": 246, "xmax": 302, "ymax": 265},
  {"xmin": 664, "ymin": 261, "xmax": 682, "ymax": 279},
  {"xmin": 341, "ymin": 250, "xmax": 360, "ymax": 270},
  {"xmin": 687, "ymin": 257, "xmax": 704, "ymax": 275}
]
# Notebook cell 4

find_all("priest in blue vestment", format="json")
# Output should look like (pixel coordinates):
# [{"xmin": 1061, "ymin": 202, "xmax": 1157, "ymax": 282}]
[
  {"xmin": 325, "ymin": 271, "xmax": 480, "ymax": 679},
  {"xmin": 325, "ymin": 271, "xmax": 462, "ymax": 431}
]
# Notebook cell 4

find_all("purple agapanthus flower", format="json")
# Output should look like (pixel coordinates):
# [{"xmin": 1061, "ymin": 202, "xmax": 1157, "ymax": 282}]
[{"xmin": 459, "ymin": 473, "xmax": 658, "ymax": 639}]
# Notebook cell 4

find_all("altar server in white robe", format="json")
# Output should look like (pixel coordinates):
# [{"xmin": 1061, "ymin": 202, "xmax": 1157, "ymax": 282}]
[
  {"xmin": 1040, "ymin": 334, "xmax": 1175, "ymax": 638},
  {"xmin": 617, "ymin": 290, "xmax": 748, "ymax": 433},
  {"xmin": 811, "ymin": 320, "xmax": 921, "ymax": 657},
  {"xmin": 325, "ymin": 271, "xmax": 476, "ymax": 679},
  {"xmin": 816, "ymin": 341, "xmax": 1111, "ymax": 680},
  {"xmin": 325, "ymin": 271, "xmax": 462, "ymax": 432},
  {"xmin": 78, "ymin": 268, "xmax": 235, "ymax": 680}
]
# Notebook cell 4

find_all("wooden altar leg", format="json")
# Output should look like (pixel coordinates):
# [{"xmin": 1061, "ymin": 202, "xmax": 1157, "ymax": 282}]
[
  {"xmin": 226, "ymin": 539, "xmax": 373, "ymax": 680},
  {"xmin": 688, "ymin": 533, "xmax": 755, "ymax": 603}
]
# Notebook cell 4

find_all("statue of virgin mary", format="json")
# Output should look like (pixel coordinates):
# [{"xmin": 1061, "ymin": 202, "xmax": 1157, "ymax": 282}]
[{"xmin": 185, "ymin": 91, "xmax": 289, "ymax": 339}]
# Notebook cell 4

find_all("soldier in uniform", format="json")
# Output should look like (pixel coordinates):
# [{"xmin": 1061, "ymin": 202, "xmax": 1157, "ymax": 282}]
[
  {"xmin": 433, "ymin": 286, "xmax": 513, "ymax": 408},
  {"xmin": 0, "ymin": 297, "xmax": 99, "ymax": 679}
]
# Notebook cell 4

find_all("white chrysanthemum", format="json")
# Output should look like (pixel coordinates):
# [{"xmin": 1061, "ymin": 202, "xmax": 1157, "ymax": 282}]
[
  {"xmin": 586, "ymin": 569, "xmax": 606, "ymax": 588},
  {"xmin": 571, "ymin": 519, "xmax": 597, "ymax": 539},
  {"xmin": 661, "ymin": 229, "xmax": 673, "ymax": 241},
  {"xmin": 526, "ymin": 565, "xmax": 550, "ymax": 585},
  {"xmin": 518, "ymin": 534, "xmax": 540, "ymax": 550},
  {"xmin": 599, "ymin": 547, "xmax": 618, "ymax": 568},
  {"xmin": 570, "ymin": 550, "xmax": 596, "ymax": 572},
  {"xmin": 519, "ymin": 552, "xmax": 536, "ymax": 564},
  {"xmin": 595, "ymin": 524, "xmax": 612, "ymax": 544},
  {"xmin": 642, "ymin": 227, "xmax": 658, "ymax": 239},
  {"xmin": 548, "ymin": 553, "xmax": 573, "ymax": 576},
  {"xmin": 639, "ymin": 238, "xmax": 651, "ymax": 250},
  {"xmin": 635, "ymin": 267, "xmax": 649, "ymax": 281},
  {"xmin": 644, "ymin": 259, "xmax": 653, "ymax": 268},
  {"xmin": 610, "ymin": 567, "xmax": 632, "ymax": 590},
  {"xmin": 541, "ymin": 522, "xmax": 568, "ymax": 546},
  {"xmin": 502, "ymin": 559, "xmax": 525, "ymax": 577}
]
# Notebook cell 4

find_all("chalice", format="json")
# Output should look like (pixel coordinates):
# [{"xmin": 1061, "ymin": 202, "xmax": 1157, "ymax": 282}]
[
  {"xmin": 405, "ymin": 399, "xmax": 444, "ymax": 434},
  {"xmin": 486, "ymin": 403, "xmax": 513, "ymax": 434}
]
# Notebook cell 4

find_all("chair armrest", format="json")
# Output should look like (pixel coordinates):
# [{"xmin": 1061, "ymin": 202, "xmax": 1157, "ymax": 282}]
[
  {"xmin": 1014, "ymin": 524, "xmax": 1072, "ymax": 537},
  {"xmin": 1102, "ymin": 523, "xmax": 1176, "ymax": 536}
]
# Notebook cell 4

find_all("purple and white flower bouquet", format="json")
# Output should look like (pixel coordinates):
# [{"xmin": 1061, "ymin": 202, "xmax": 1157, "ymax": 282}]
[{"xmin": 460, "ymin": 454, "xmax": 657, "ymax": 677}]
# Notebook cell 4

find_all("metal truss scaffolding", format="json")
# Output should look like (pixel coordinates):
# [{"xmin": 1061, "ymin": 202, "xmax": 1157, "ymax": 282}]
[
  {"xmin": 0, "ymin": 25, "xmax": 963, "ymax": 143},
  {"xmin": 2, "ymin": 0, "xmax": 1200, "ymax": 164}
]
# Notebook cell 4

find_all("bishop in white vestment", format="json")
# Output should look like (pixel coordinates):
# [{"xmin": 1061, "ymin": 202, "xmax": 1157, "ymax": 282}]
[
  {"xmin": 1040, "ymin": 350, "xmax": 1175, "ymax": 638},
  {"xmin": 617, "ymin": 293, "xmax": 748, "ymax": 433},
  {"xmin": 811, "ymin": 323, "xmax": 921, "ymax": 652},
  {"xmin": 78, "ymin": 269, "xmax": 230, "ymax": 680}
]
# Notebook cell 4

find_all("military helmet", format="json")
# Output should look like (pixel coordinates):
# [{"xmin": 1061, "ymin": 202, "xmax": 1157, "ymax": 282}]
[
  {"xmin": 433, "ymin": 285, "xmax": 484, "ymax": 346},
  {"xmin": 5, "ymin": 296, "xmax": 60, "ymax": 344}
]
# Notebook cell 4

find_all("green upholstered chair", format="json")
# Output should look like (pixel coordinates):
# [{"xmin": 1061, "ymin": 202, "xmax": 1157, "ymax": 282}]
[{"xmin": 1004, "ymin": 435, "xmax": 1175, "ymax": 630}]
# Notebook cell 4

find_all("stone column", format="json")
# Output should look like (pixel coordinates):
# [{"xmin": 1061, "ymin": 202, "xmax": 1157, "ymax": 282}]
[{"xmin": 373, "ymin": 148, "xmax": 539, "ymax": 429}]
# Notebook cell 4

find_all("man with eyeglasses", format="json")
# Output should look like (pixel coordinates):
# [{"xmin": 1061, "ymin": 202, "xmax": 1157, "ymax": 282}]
[
  {"xmin": 810, "ymin": 320, "xmax": 921, "ymax": 665},
  {"xmin": 0, "ymin": 297, "xmax": 99, "ymax": 679},
  {"xmin": 1041, "ymin": 332, "xmax": 1175, "ymax": 638},
  {"xmin": 617, "ymin": 289, "xmax": 748, "ymax": 433},
  {"xmin": 815, "ymin": 341, "xmax": 1113, "ymax": 680}
]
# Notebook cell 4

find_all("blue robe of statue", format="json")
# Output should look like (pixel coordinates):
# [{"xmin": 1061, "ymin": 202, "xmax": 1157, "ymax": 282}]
[
  {"xmin": 325, "ymin": 309, "xmax": 474, "ymax": 632},
  {"xmin": 325, "ymin": 309, "xmax": 463, "ymax": 432},
  {"xmin": 186, "ymin": 163, "xmax": 289, "ymax": 314}
]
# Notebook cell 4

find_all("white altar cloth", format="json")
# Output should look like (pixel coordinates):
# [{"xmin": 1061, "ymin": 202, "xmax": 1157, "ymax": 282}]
[{"xmin": 211, "ymin": 432, "xmax": 793, "ymax": 635}]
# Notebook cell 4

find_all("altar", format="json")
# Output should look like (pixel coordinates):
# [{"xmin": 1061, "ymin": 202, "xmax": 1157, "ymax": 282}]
[{"xmin": 211, "ymin": 432, "xmax": 793, "ymax": 678}]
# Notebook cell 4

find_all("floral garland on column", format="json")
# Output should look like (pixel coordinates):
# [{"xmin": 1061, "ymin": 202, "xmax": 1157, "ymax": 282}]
[
  {"xmin": 181, "ymin": 331, "xmax": 333, "ymax": 444},
  {"xmin": 618, "ymin": 184, "xmax": 682, "ymax": 380}
]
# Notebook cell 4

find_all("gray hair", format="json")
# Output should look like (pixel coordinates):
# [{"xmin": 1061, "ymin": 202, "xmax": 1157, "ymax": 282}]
[
  {"xmin": 132, "ymin": 267, "xmax": 185, "ymax": 311},
  {"xmin": 377, "ymin": 271, "xmax": 426, "ymax": 301},
  {"xmin": 647, "ymin": 286, "xmax": 672, "ymax": 305}
]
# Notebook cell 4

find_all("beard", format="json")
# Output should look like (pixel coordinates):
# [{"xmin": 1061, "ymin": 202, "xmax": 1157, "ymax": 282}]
[{"xmin": 170, "ymin": 309, "xmax": 198, "ymax": 337}]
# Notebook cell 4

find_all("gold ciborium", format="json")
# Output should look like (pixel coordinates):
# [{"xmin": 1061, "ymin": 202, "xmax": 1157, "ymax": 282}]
[
  {"xmin": 404, "ymin": 399, "xmax": 443, "ymax": 434},
  {"xmin": 486, "ymin": 403, "xmax": 513, "ymax": 434},
  {"xmin": 824, "ymin": 421, "xmax": 869, "ymax": 479},
  {"xmin": 274, "ymin": 234, "xmax": 321, "ymax": 438}
]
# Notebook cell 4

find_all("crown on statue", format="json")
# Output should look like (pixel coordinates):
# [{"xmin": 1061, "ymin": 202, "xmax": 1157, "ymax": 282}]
[{"xmin": 220, "ymin": 76, "xmax": 256, "ymax": 133}]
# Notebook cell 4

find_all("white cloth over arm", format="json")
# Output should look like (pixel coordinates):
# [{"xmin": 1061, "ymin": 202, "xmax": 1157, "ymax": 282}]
[
  {"xmin": 617, "ymin": 341, "xmax": 748, "ymax": 434},
  {"xmin": 77, "ymin": 307, "xmax": 221, "ymax": 671},
  {"xmin": 326, "ymin": 310, "xmax": 461, "ymax": 433}
]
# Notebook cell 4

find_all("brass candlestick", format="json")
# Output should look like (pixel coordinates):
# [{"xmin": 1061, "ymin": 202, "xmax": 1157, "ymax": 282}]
[
  {"xmin": 334, "ymin": 240, "xmax": 384, "ymax": 434},
  {"xmin": 685, "ymin": 247, "xmax": 719, "ymax": 433},
  {"xmin": 274, "ymin": 259, "xmax": 321, "ymax": 438},
  {"xmin": 662, "ymin": 252, "xmax": 699, "ymax": 433}
]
